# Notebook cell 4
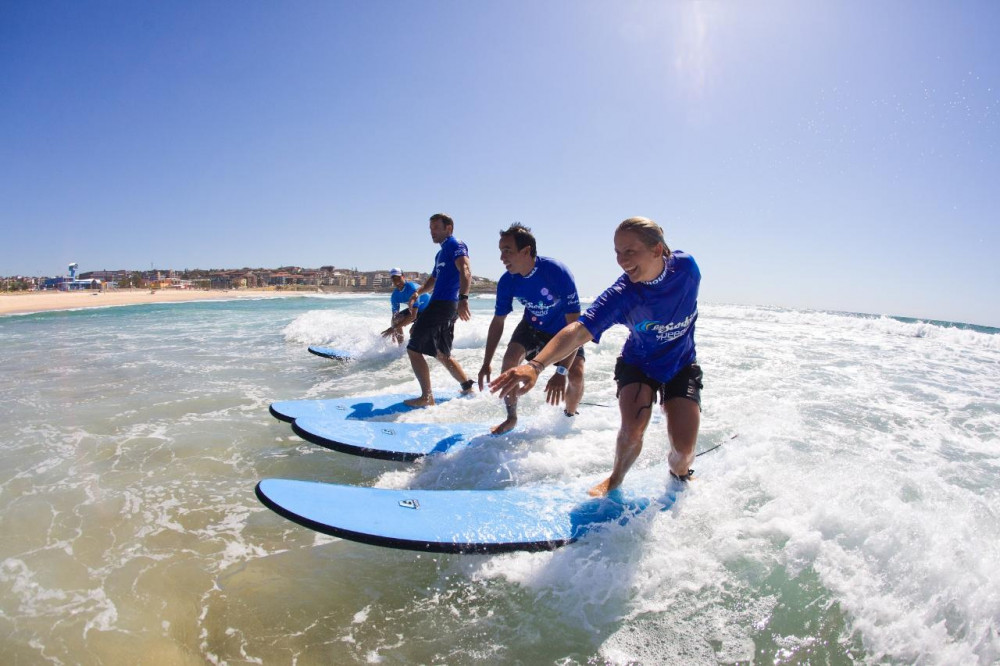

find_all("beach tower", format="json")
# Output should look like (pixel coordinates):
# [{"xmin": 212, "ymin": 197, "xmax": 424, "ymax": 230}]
[{"xmin": 68, "ymin": 263, "xmax": 78, "ymax": 280}]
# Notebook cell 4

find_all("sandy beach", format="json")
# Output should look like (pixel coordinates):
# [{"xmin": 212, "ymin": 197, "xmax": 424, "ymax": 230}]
[{"xmin": 0, "ymin": 288, "xmax": 282, "ymax": 316}]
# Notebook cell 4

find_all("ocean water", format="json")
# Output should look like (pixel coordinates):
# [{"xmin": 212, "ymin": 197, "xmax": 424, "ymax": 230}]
[{"xmin": 1, "ymin": 295, "xmax": 998, "ymax": 665}]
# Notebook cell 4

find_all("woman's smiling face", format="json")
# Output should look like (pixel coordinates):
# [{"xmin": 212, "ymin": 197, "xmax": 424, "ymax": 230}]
[{"xmin": 614, "ymin": 229, "xmax": 665, "ymax": 283}]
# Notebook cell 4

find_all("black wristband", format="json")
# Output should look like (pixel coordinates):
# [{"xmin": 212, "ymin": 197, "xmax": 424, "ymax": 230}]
[{"xmin": 458, "ymin": 294, "xmax": 469, "ymax": 300}]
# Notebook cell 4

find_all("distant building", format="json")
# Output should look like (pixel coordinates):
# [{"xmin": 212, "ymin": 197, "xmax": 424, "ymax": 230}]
[
  {"xmin": 41, "ymin": 277, "xmax": 101, "ymax": 291},
  {"xmin": 150, "ymin": 277, "xmax": 196, "ymax": 289}
]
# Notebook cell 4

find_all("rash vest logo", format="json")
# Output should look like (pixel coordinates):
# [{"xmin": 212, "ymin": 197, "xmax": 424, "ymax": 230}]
[
  {"xmin": 633, "ymin": 310, "xmax": 697, "ymax": 343},
  {"xmin": 518, "ymin": 295, "xmax": 561, "ymax": 318}
]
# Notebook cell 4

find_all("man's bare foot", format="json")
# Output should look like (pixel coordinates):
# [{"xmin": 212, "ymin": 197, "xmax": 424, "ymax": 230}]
[
  {"xmin": 403, "ymin": 395, "xmax": 434, "ymax": 408},
  {"xmin": 669, "ymin": 469, "xmax": 695, "ymax": 484},
  {"xmin": 588, "ymin": 477, "xmax": 617, "ymax": 497},
  {"xmin": 490, "ymin": 417, "xmax": 517, "ymax": 435}
]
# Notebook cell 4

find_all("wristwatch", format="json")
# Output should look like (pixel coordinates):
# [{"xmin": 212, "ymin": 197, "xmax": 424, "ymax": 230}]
[
  {"xmin": 554, "ymin": 365, "xmax": 568, "ymax": 376},
  {"xmin": 458, "ymin": 294, "xmax": 469, "ymax": 300}
]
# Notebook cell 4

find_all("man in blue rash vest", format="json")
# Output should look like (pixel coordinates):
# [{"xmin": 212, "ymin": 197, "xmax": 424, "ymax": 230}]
[
  {"xmin": 403, "ymin": 213, "xmax": 476, "ymax": 407},
  {"xmin": 477, "ymin": 223, "xmax": 587, "ymax": 434},
  {"xmin": 491, "ymin": 216, "xmax": 702, "ymax": 497},
  {"xmin": 381, "ymin": 268, "xmax": 428, "ymax": 345}
]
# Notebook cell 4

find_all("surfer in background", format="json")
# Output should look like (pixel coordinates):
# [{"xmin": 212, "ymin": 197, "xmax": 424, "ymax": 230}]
[
  {"xmin": 477, "ymin": 223, "xmax": 586, "ymax": 434},
  {"xmin": 403, "ymin": 213, "xmax": 476, "ymax": 407},
  {"xmin": 381, "ymin": 268, "xmax": 428, "ymax": 345},
  {"xmin": 490, "ymin": 217, "xmax": 701, "ymax": 496}
]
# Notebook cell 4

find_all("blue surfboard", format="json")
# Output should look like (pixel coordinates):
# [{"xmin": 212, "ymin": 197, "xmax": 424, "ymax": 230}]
[
  {"xmin": 307, "ymin": 345, "xmax": 352, "ymax": 360},
  {"xmin": 269, "ymin": 392, "xmax": 458, "ymax": 423},
  {"xmin": 255, "ymin": 476, "xmax": 684, "ymax": 553},
  {"xmin": 291, "ymin": 419, "xmax": 494, "ymax": 461}
]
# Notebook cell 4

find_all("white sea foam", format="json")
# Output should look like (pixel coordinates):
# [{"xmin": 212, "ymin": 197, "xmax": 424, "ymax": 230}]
[{"xmin": 706, "ymin": 302, "xmax": 1000, "ymax": 349}]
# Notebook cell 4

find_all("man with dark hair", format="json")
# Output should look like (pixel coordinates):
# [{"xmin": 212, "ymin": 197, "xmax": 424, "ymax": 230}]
[
  {"xmin": 477, "ymin": 223, "xmax": 586, "ymax": 434},
  {"xmin": 381, "ymin": 268, "xmax": 427, "ymax": 345},
  {"xmin": 404, "ymin": 214, "xmax": 475, "ymax": 407}
]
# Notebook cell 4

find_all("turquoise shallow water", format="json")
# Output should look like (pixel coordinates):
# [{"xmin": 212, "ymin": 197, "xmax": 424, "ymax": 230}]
[{"xmin": 1, "ymin": 295, "xmax": 998, "ymax": 664}]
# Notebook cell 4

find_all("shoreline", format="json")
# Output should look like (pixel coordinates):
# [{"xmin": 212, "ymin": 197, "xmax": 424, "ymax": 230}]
[
  {"xmin": 0, "ymin": 289, "xmax": 286, "ymax": 316},
  {"xmin": 1, "ymin": 283, "xmax": 500, "ymax": 317}
]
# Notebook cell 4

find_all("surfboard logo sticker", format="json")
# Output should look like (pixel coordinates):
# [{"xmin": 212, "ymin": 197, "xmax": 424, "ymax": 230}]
[
  {"xmin": 398, "ymin": 499, "xmax": 420, "ymax": 510},
  {"xmin": 381, "ymin": 427, "xmax": 395, "ymax": 436}
]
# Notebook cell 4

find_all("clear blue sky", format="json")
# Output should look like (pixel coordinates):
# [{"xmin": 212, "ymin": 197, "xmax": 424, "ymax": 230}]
[{"xmin": 2, "ymin": 1, "xmax": 998, "ymax": 326}]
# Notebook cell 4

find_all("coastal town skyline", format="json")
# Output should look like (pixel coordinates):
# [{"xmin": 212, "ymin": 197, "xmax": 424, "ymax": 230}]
[{"xmin": 1, "ymin": 263, "xmax": 498, "ymax": 293}]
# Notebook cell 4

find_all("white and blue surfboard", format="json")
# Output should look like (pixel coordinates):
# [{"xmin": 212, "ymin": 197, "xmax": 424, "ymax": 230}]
[
  {"xmin": 291, "ymin": 419, "xmax": 494, "ymax": 461},
  {"xmin": 307, "ymin": 345, "xmax": 352, "ymax": 360},
  {"xmin": 269, "ymin": 392, "xmax": 458, "ymax": 423},
  {"xmin": 255, "ymin": 474, "xmax": 685, "ymax": 554}
]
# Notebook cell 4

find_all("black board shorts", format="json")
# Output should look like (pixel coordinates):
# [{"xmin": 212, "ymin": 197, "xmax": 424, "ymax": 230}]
[
  {"xmin": 407, "ymin": 300, "xmax": 458, "ymax": 358},
  {"xmin": 614, "ymin": 358, "xmax": 703, "ymax": 407},
  {"xmin": 509, "ymin": 318, "xmax": 585, "ymax": 363}
]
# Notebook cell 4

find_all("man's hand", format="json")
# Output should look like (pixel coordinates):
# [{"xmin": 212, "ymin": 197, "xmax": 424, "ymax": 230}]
[
  {"xmin": 544, "ymin": 373, "xmax": 567, "ymax": 406},
  {"xmin": 457, "ymin": 299, "xmax": 471, "ymax": 321},
  {"xmin": 477, "ymin": 363, "xmax": 492, "ymax": 391}
]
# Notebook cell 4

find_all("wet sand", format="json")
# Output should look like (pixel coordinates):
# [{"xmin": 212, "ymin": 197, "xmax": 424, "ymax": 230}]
[{"xmin": 0, "ymin": 289, "xmax": 282, "ymax": 316}]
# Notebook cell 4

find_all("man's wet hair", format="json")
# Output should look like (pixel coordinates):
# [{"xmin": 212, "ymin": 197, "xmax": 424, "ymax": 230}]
[
  {"xmin": 499, "ymin": 222, "xmax": 537, "ymax": 258},
  {"xmin": 429, "ymin": 213, "xmax": 454, "ymax": 228}
]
